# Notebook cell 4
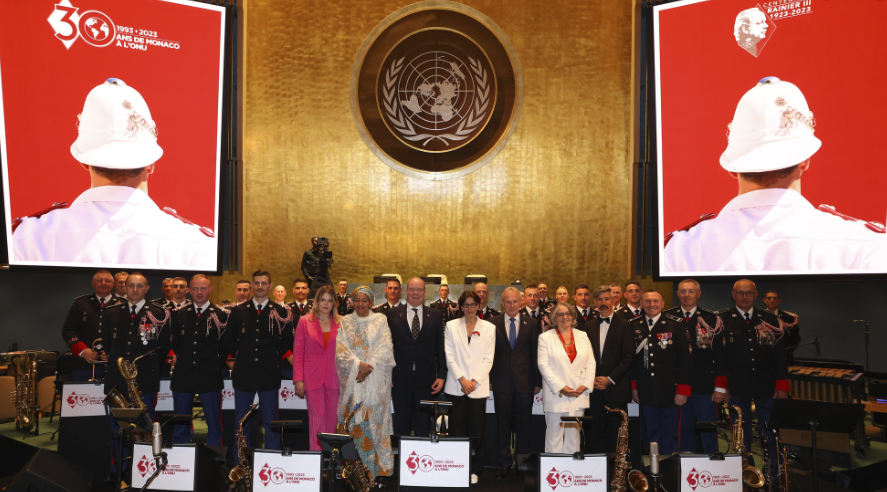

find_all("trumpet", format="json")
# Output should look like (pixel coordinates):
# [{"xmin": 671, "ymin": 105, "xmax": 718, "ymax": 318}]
[{"xmin": 730, "ymin": 406, "xmax": 765, "ymax": 490}]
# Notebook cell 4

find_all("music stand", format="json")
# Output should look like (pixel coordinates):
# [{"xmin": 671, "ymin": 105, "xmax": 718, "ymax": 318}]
[
  {"xmin": 110, "ymin": 408, "xmax": 153, "ymax": 492},
  {"xmin": 420, "ymin": 400, "xmax": 452, "ymax": 442},
  {"xmin": 560, "ymin": 416, "xmax": 593, "ymax": 460},
  {"xmin": 769, "ymin": 399, "xmax": 864, "ymax": 492},
  {"xmin": 318, "ymin": 433, "xmax": 357, "ymax": 492},
  {"xmin": 270, "ymin": 420, "xmax": 303, "ymax": 455}
]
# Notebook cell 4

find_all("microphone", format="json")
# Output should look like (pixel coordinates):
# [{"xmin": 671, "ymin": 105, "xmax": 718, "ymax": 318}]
[
  {"xmin": 152, "ymin": 422, "xmax": 163, "ymax": 457},
  {"xmin": 650, "ymin": 442, "xmax": 659, "ymax": 476},
  {"xmin": 814, "ymin": 335, "xmax": 821, "ymax": 356}
]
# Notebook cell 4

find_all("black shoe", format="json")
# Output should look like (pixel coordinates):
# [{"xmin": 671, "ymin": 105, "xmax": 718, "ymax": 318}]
[{"xmin": 496, "ymin": 466, "xmax": 509, "ymax": 480}]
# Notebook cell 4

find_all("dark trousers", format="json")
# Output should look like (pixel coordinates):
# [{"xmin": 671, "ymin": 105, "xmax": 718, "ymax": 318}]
[
  {"xmin": 680, "ymin": 394, "xmax": 720, "ymax": 454},
  {"xmin": 234, "ymin": 388, "xmax": 279, "ymax": 463},
  {"xmin": 730, "ymin": 396, "xmax": 776, "ymax": 480},
  {"xmin": 448, "ymin": 394, "xmax": 486, "ymax": 475},
  {"xmin": 640, "ymin": 404, "xmax": 682, "ymax": 455},
  {"xmin": 492, "ymin": 384, "xmax": 533, "ymax": 467},
  {"xmin": 172, "ymin": 390, "xmax": 222, "ymax": 446},
  {"xmin": 585, "ymin": 393, "xmax": 626, "ymax": 454},
  {"xmin": 108, "ymin": 392, "xmax": 156, "ymax": 473},
  {"xmin": 392, "ymin": 386, "xmax": 433, "ymax": 437},
  {"xmin": 73, "ymin": 365, "xmax": 104, "ymax": 382}
]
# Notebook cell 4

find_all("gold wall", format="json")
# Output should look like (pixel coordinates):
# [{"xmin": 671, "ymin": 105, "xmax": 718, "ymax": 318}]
[{"xmin": 214, "ymin": 0, "xmax": 642, "ymax": 301}]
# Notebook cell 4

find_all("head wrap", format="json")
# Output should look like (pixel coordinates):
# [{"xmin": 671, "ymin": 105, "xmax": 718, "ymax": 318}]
[{"xmin": 352, "ymin": 285, "xmax": 374, "ymax": 305}]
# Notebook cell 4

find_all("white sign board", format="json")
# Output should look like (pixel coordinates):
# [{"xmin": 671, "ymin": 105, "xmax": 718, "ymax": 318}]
[
  {"xmin": 156, "ymin": 380, "xmax": 174, "ymax": 412},
  {"xmin": 485, "ymin": 391, "xmax": 544, "ymax": 415},
  {"xmin": 279, "ymin": 380, "xmax": 308, "ymax": 410},
  {"xmin": 679, "ymin": 455, "xmax": 743, "ymax": 492},
  {"xmin": 131, "ymin": 444, "xmax": 196, "ymax": 491},
  {"xmin": 538, "ymin": 454, "xmax": 608, "ymax": 492},
  {"xmin": 251, "ymin": 449, "xmax": 322, "ymax": 491},
  {"xmin": 220, "ymin": 380, "xmax": 258, "ymax": 410},
  {"xmin": 60, "ymin": 382, "xmax": 106, "ymax": 417},
  {"xmin": 399, "ymin": 439, "xmax": 470, "ymax": 487}
]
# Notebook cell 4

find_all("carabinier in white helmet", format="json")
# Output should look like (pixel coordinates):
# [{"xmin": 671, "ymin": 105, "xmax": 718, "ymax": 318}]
[
  {"xmin": 12, "ymin": 78, "xmax": 216, "ymax": 269},
  {"xmin": 663, "ymin": 77, "xmax": 887, "ymax": 274}
]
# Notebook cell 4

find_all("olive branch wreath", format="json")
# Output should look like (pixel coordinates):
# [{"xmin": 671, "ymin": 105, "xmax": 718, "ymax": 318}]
[{"xmin": 382, "ymin": 56, "xmax": 490, "ymax": 147}]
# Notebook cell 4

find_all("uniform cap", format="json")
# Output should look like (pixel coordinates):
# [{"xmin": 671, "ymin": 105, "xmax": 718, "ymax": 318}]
[
  {"xmin": 70, "ymin": 78, "xmax": 163, "ymax": 169},
  {"xmin": 720, "ymin": 77, "xmax": 821, "ymax": 173}
]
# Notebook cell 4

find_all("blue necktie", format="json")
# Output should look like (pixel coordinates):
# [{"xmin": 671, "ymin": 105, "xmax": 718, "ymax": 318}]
[{"xmin": 509, "ymin": 318, "xmax": 517, "ymax": 348}]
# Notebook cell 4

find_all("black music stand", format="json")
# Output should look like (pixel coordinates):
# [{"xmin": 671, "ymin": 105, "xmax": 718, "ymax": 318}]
[
  {"xmin": 270, "ymin": 420, "xmax": 303, "ymax": 455},
  {"xmin": 110, "ymin": 408, "xmax": 153, "ymax": 492},
  {"xmin": 420, "ymin": 400, "xmax": 452, "ymax": 442},
  {"xmin": 318, "ymin": 433, "xmax": 357, "ymax": 492},
  {"xmin": 560, "ymin": 415, "xmax": 593, "ymax": 460},
  {"xmin": 769, "ymin": 399, "xmax": 864, "ymax": 492}
]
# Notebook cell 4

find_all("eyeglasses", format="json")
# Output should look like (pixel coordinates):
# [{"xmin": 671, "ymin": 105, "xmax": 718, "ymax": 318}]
[
  {"xmin": 462, "ymin": 303, "xmax": 478, "ymax": 309},
  {"xmin": 734, "ymin": 291, "xmax": 756, "ymax": 298},
  {"xmin": 555, "ymin": 312, "xmax": 574, "ymax": 319}
]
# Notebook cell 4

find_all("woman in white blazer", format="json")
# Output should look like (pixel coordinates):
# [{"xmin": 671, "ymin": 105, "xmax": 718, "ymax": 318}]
[
  {"xmin": 538, "ymin": 302, "xmax": 596, "ymax": 453},
  {"xmin": 444, "ymin": 290, "xmax": 495, "ymax": 483}
]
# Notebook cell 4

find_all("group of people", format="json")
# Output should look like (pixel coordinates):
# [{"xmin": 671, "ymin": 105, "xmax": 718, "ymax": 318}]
[{"xmin": 62, "ymin": 270, "xmax": 799, "ymax": 483}]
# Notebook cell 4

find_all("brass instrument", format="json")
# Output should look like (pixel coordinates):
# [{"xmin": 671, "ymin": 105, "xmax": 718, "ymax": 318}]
[
  {"xmin": 118, "ymin": 354, "xmax": 148, "ymax": 412},
  {"xmin": 762, "ymin": 424, "xmax": 773, "ymax": 492},
  {"xmin": 339, "ymin": 402, "xmax": 375, "ymax": 492},
  {"xmin": 90, "ymin": 338, "xmax": 105, "ymax": 381},
  {"xmin": 9, "ymin": 351, "xmax": 39, "ymax": 430},
  {"xmin": 730, "ymin": 406, "xmax": 765, "ymax": 490},
  {"xmin": 229, "ymin": 403, "xmax": 259, "ymax": 491},
  {"xmin": 771, "ymin": 427, "xmax": 789, "ymax": 492},
  {"xmin": 606, "ymin": 406, "xmax": 648, "ymax": 492}
]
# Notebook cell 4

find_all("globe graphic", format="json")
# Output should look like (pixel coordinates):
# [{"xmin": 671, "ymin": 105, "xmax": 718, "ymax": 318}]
[
  {"xmin": 84, "ymin": 17, "xmax": 110, "ymax": 42},
  {"xmin": 398, "ymin": 51, "xmax": 475, "ymax": 132}
]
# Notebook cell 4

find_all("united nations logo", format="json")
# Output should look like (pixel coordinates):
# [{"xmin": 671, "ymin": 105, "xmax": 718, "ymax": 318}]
[{"xmin": 352, "ymin": 1, "xmax": 522, "ymax": 179}]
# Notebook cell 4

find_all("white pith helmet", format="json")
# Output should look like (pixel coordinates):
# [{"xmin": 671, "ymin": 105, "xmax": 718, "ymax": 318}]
[
  {"xmin": 720, "ymin": 76, "xmax": 821, "ymax": 173},
  {"xmin": 70, "ymin": 78, "xmax": 163, "ymax": 169}
]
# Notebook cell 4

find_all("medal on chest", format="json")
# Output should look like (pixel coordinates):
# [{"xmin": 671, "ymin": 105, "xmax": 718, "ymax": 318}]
[
  {"xmin": 138, "ymin": 316, "xmax": 155, "ymax": 345},
  {"xmin": 756, "ymin": 324, "xmax": 774, "ymax": 346},
  {"xmin": 697, "ymin": 326, "xmax": 712, "ymax": 349},
  {"xmin": 656, "ymin": 332, "xmax": 672, "ymax": 349}
]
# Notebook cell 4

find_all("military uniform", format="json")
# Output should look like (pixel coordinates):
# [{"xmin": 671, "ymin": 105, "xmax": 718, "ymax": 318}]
[
  {"xmin": 150, "ymin": 297, "xmax": 174, "ymax": 309},
  {"xmin": 168, "ymin": 302, "xmax": 229, "ymax": 445},
  {"xmin": 477, "ymin": 306, "xmax": 500, "ymax": 320},
  {"xmin": 631, "ymin": 313, "xmax": 692, "ymax": 455},
  {"xmin": 719, "ymin": 307, "xmax": 789, "ymax": 478},
  {"xmin": 372, "ymin": 300, "xmax": 403, "ymax": 315},
  {"xmin": 539, "ymin": 297, "xmax": 557, "ymax": 312},
  {"xmin": 62, "ymin": 293, "xmax": 123, "ymax": 381},
  {"xmin": 431, "ymin": 298, "xmax": 459, "ymax": 322},
  {"xmin": 664, "ymin": 305, "xmax": 727, "ymax": 454},
  {"xmin": 519, "ymin": 305, "xmax": 545, "ymax": 323},
  {"xmin": 771, "ymin": 309, "xmax": 801, "ymax": 362},
  {"xmin": 222, "ymin": 299, "xmax": 294, "ymax": 456},
  {"xmin": 616, "ymin": 304, "xmax": 643, "ymax": 321},
  {"xmin": 336, "ymin": 293, "xmax": 354, "ymax": 316},
  {"xmin": 574, "ymin": 306, "xmax": 598, "ymax": 332},
  {"xmin": 287, "ymin": 299, "xmax": 314, "ymax": 317}
]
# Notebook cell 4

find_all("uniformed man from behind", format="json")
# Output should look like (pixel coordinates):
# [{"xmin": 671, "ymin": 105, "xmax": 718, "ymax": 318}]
[
  {"xmin": 287, "ymin": 278, "xmax": 313, "ymax": 316},
  {"xmin": 300, "ymin": 236, "xmax": 333, "ymax": 296},
  {"xmin": 151, "ymin": 278, "xmax": 174, "ymax": 308},
  {"xmin": 663, "ymin": 77, "xmax": 887, "ymax": 274},
  {"xmin": 664, "ymin": 279, "xmax": 727, "ymax": 454},
  {"xmin": 335, "ymin": 278, "xmax": 354, "ymax": 316},
  {"xmin": 168, "ymin": 274, "xmax": 228, "ymax": 445},
  {"xmin": 113, "ymin": 272, "xmax": 128, "ymax": 299},
  {"xmin": 222, "ymin": 270, "xmax": 294, "ymax": 459},
  {"xmin": 475, "ymin": 282, "xmax": 500, "ymax": 320},
  {"xmin": 762, "ymin": 290, "xmax": 801, "ymax": 362},
  {"xmin": 11, "ymin": 79, "xmax": 216, "ymax": 269},
  {"xmin": 430, "ymin": 284, "xmax": 459, "ymax": 322},
  {"xmin": 630, "ymin": 290, "xmax": 692, "ymax": 455},
  {"xmin": 373, "ymin": 278, "xmax": 404, "ymax": 314},
  {"xmin": 62, "ymin": 270, "xmax": 123, "ymax": 381},
  {"xmin": 719, "ymin": 279, "xmax": 789, "ymax": 481}
]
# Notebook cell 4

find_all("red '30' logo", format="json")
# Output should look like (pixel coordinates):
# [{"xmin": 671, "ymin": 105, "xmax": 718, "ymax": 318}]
[
  {"xmin": 48, "ymin": 1, "xmax": 116, "ymax": 49},
  {"xmin": 546, "ymin": 467, "xmax": 575, "ymax": 490},
  {"xmin": 137, "ymin": 455, "xmax": 157, "ymax": 478},
  {"xmin": 686, "ymin": 468, "xmax": 714, "ymax": 490}
]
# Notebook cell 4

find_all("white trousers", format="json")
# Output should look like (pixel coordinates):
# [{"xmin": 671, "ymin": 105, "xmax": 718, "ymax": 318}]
[{"xmin": 544, "ymin": 409, "xmax": 584, "ymax": 454}]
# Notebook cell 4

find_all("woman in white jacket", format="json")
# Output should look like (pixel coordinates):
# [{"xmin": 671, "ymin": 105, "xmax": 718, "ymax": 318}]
[
  {"xmin": 444, "ymin": 290, "xmax": 495, "ymax": 483},
  {"xmin": 538, "ymin": 302, "xmax": 596, "ymax": 453}
]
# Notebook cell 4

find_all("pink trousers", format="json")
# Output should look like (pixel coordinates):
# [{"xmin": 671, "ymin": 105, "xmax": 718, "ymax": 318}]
[{"xmin": 306, "ymin": 385, "xmax": 339, "ymax": 450}]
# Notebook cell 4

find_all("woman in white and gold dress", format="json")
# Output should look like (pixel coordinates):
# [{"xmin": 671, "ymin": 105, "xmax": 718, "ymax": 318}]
[{"xmin": 336, "ymin": 285, "xmax": 396, "ymax": 479}]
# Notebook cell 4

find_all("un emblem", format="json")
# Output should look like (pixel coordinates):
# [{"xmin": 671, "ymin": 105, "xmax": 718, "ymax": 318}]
[{"xmin": 352, "ymin": 1, "xmax": 523, "ymax": 179}]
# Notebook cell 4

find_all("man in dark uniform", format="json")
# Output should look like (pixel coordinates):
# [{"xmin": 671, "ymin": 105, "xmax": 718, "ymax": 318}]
[
  {"xmin": 665, "ymin": 279, "xmax": 727, "ymax": 454},
  {"xmin": 388, "ymin": 277, "xmax": 446, "ymax": 437},
  {"xmin": 719, "ymin": 279, "xmax": 789, "ymax": 480},
  {"xmin": 762, "ymin": 290, "xmax": 801, "ymax": 362},
  {"xmin": 168, "ymin": 275, "xmax": 229, "ymax": 445},
  {"xmin": 538, "ymin": 283, "xmax": 556, "ymax": 312},
  {"xmin": 168, "ymin": 277, "xmax": 190, "ymax": 309},
  {"xmin": 430, "ymin": 284, "xmax": 459, "ymax": 322},
  {"xmin": 234, "ymin": 280, "xmax": 252, "ymax": 304},
  {"xmin": 287, "ymin": 278, "xmax": 313, "ymax": 316},
  {"xmin": 151, "ymin": 278, "xmax": 174, "ymax": 308},
  {"xmin": 475, "ymin": 282, "xmax": 500, "ymax": 320},
  {"xmin": 222, "ymin": 270, "xmax": 294, "ymax": 459},
  {"xmin": 336, "ymin": 278, "xmax": 354, "ymax": 316},
  {"xmin": 113, "ymin": 272, "xmax": 128, "ymax": 299},
  {"xmin": 573, "ymin": 284, "xmax": 598, "ymax": 331},
  {"xmin": 617, "ymin": 281, "xmax": 643, "ymax": 320},
  {"xmin": 519, "ymin": 285, "xmax": 544, "ymax": 322},
  {"xmin": 630, "ymin": 290, "xmax": 692, "ymax": 455},
  {"xmin": 301, "ymin": 237, "xmax": 333, "ymax": 296},
  {"xmin": 373, "ymin": 278, "xmax": 404, "ymax": 314},
  {"xmin": 609, "ymin": 284, "xmax": 624, "ymax": 311},
  {"xmin": 585, "ymin": 286, "xmax": 634, "ymax": 454},
  {"xmin": 62, "ymin": 270, "xmax": 123, "ymax": 381}
]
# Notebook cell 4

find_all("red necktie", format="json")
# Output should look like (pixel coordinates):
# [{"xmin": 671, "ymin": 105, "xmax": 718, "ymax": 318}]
[{"xmin": 478, "ymin": 311, "xmax": 484, "ymax": 319}]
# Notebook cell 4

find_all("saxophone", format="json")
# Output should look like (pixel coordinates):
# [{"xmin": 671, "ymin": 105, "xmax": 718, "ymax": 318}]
[
  {"xmin": 118, "ymin": 355, "xmax": 148, "ymax": 411},
  {"xmin": 229, "ymin": 403, "xmax": 259, "ymax": 492},
  {"xmin": 606, "ymin": 407, "xmax": 648, "ymax": 492},
  {"xmin": 10, "ymin": 352, "xmax": 39, "ymax": 430},
  {"xmin": 339, "ymin": 402, "xmax": 375, "ymax": 492},
  {"xmin": 730, "ymin": 406, "xmax": 765, "ymax": 490}
]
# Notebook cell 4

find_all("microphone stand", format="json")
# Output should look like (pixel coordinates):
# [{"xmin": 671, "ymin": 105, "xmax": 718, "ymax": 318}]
[
  {"xmin": 138, "ymin": 421, "xmax": 168, "ymax": 492},
  {"xmin": 137, "ymin": 452, "xmax": 168, "ymax": 492}
]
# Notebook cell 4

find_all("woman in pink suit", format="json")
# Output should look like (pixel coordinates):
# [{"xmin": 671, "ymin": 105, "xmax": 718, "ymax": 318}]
[{"xmin": 293, "ymin": 284, "xmax": 341, "ymax": 450}]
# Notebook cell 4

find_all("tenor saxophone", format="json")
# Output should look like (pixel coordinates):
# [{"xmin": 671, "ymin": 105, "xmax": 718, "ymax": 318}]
[
  {"xmin": 229, "ymin": 403, "xmax": 259, "ymax": 491},
  {"xmin": 10, "ymin": 352, "xmax": 39, "ymax": 430},
  {"xmin": 606, "ymin": 406, "xmax": 648, "ymax": 492},
  {"xmin": 730, "ymin": 406, "xmax": 765, "ymax": 490},
  {"xmin": 118, "ymin": 355, "xmax": 147, "ymax": 412},
  {"xmin": 339, "ymin": 402, "xmax": 375, "ymax": 492}
]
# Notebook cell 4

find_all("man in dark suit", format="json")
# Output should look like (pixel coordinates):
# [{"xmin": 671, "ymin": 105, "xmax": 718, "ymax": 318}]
[
  {"xmin": 584, "ymin": 285, "xmax": 634, "ymax": 454},
  {"xmin": 490, "ymin": 287, "xmax": 541, "ymax": 479},
  {"xmin": 573, "ymin": 284, "xmax": 597, "ymax": 331},
  {"xmin": 388, "ymin": 277, "xmax": 447, "ymax": 437},
  {"xmin": 430, "ymin": 284, "xmax": 459, "ymax": 322}
]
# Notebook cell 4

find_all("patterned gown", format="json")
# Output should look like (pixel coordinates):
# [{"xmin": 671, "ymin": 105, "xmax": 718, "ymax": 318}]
[{"xmin": 336, "ymin": 312, "xmax": 396, "ymax": 477}]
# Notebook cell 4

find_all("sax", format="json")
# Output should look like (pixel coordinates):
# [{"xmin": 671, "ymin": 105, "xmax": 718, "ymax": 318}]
[
  {"xmin": 229, "ymin": 403, "xmax": 259, "ymax": 492},
  {"xmin": 118, "ymin": 354, "xmax": 148, "ymax": 412},
  {"xmin": 339, "ymin": 402, "xmax": 375, "ymax": 492},
  {"xmin": 730, "ymin": 406, "xmax": 765, "ymax": 490},
  {"xmin": 606, "ymin": 406, "xmax": 648, "ymax": 492},
  {"xmin": 9, "ymin": 352, "xmax": 39, "ymax": 430}
]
